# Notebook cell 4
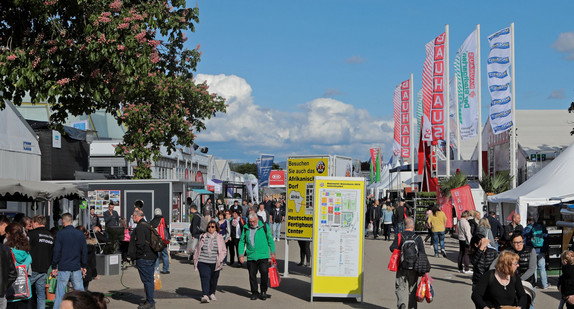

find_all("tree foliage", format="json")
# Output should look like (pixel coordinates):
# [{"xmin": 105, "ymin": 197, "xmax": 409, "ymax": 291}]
[
  {"xmin": 438, "ymin": 172, "xmax": 468, "ymax": 198},
  {"xmin": 0, "ymin": 0, "xmax": 226, "ymax": 178}
]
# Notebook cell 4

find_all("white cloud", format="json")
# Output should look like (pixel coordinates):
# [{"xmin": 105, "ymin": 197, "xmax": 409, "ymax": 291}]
[
  {"xmin": 194, "ymin": 74, "xmax": 394, "ymax": 161},
  {"xmin": 552, "ymin": 32, "xmax": 574, "ymax": 60},
  {"xmin": 345, "ymin": 55, "xmax": 366, "ymax": 64}
]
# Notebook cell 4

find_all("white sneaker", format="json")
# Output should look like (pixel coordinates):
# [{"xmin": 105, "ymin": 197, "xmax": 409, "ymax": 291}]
[
  {"xmin": 209, "ymin": 294, "xmax": 217, "ymax": 301},
  {"xmin": 463, "ymin": 270, "xmax": 473, "ymax": 274},
  {"xmin": 201, "ymin": 295, "xmax": 210, "ymax": 303}
]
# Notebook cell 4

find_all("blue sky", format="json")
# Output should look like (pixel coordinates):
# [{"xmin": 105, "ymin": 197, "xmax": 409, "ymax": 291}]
[{"xmin": 186, "ymin": 0, "xmax": 574, "ymax": 163}]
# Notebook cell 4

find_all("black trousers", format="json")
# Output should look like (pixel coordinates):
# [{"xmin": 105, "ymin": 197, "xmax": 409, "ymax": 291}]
[
  {"xmin": 229, "ymin": 238, "xmax": 240, "ymax": 264},
  {"xmin": 247, "ymin": 259, "xmax": 269, "ymax": 294},
  {"xmin": 298, "ymin": 240, "xmax": 311, "ymax": 264},
  {"xmin": 372, "ymin": 219, "xmax": 380, "ymax": 237}
]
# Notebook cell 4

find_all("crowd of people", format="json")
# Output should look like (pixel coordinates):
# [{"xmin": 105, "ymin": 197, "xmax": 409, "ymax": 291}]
[
  {"xmin": 0, "ymin": 213, "xmax": 106, "ymax": 309},
  {"xmin": 375, "ymin": 194, "xmax": 572, "ymax": 309}
]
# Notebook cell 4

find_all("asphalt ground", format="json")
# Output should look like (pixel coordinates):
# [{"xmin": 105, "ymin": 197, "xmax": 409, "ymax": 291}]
[{"xmin": 89, "ymin": 234, "xmax": 562, "ymax": 308}]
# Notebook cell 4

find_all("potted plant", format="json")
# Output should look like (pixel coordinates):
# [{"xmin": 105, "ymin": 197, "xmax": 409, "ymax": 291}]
[{"xmin": 479, "ymin": 171, "xmax": 513, "ymax": 195}]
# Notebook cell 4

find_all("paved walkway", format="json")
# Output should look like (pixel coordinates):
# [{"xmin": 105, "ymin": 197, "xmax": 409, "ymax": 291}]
[{"xmin": 90, "ymin": 235, "xmax": 561, "ymax": 308}]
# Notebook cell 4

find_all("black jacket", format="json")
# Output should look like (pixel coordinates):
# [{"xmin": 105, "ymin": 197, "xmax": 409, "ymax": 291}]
[
  {"xmin": 189, "ymin": 212, "xmax": 203, "ymax": 239},
  {"xmin": 128, "ymin": 219, "xmax": 158, "ymax": 261},
  {"xmin": 487, "ymin": 216, "xmax": 503, "ymax": 239},
  {"xmin": 470, "ymin": 247, "xmax": 498, "ymax": 285},
  {"xmin": 0, "ymin": 244, "xmax": 17, "ymax": 297},
  {"xmin": 559, "ymin": 264, "xmax": 574, "ymax": 297},
  {"xmin": 370, "ymin": 206, "xmax": 382, "ymax": 222},
  {"xmin": 28, "ymin": 226, "xmax": 54, "ymax": 273},
  {"xmin": 271, "ymin": 207, "xmax": 284, "ymax": 223},
  {"xmin": 468, "ymin": 218, "xmax": 478, "ymax": 236},
  {"xmin": 85, "ymin": 239, "xmax": 98, "ymax": 282}
]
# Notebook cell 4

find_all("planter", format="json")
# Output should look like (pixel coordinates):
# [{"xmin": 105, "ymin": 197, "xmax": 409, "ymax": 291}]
[
  {"xmin": 45, "ymin": 284, "xmax": 55, "ymax": 301},
  {"xmin": 96, "ymin": 253, "xmax": 121, "ymax": 276}
]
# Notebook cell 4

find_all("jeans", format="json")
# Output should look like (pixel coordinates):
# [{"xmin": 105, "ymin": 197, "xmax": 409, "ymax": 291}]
[
  {"xmin": 537, "ymin": 252, "xmax": 548, "ymax": 288},
  {"xmin": 0, "ymin": 296, "xmax": 5, "ymax": 309},
  {"xmin": 53, "ymin": 270, "xmax": 84, "ymax": 309},
  {"xmin": 395, "ymin": 268, "xmax": 419, "ymax": 309},
  {"xmin": 29, "ymin": 272, "xmax": 47, "ymax": 309},
  {"xmin": 432, "ymin": 231, "xmax": 445, "ymax": 255},
  {"xmin": 247, "ymin": 259, "xmax": 269, "ymax": 295},
  {"xmin": 136, "ymin": 259, "xmax": 155, "ymax": 305},
  {"xmin": 155, "ymin": 247, "xmax": 170, "ymax": 272},
  {"xmin": 197, "ymin": 262, "xmax": 220, "ymax": 296},
  {"xmin": 396, "ymin": 222, "xmax": 404, "ymax": 235},
  {"xmin": 372, "ymin": 220, "xmax": 380, "ymax": 237},
  {"xmin": 272, "ymin": 222, "xmax": 282, "ymax": 239}
]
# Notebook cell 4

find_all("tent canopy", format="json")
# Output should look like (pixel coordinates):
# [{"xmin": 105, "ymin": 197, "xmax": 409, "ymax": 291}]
[
  {"xmin": 488, "ymin": 141, "xmax": 574, "ymax": 225},
  {"xmin": 0, "ymin": 178, "xmax": 84, "ymax": 201}
]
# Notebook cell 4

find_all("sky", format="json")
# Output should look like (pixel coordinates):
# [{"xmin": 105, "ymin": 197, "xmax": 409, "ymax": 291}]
[{"xmin": 185, "ymin": 0, "xmax": 574, "ymax": 164}]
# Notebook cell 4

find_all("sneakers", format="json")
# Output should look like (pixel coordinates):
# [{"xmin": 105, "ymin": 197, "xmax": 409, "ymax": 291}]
[
  {"xmin": 441, "ymin": 249, "xmax": 447, "ymax": 257},
  {"xmin": 434, "ymin": 253, "xmax": 440, "ymax": 258},
  {"xmin": 250, "ymin": 293, "xmax": 259, "ymax": 300},
  {"xmin": 138, "ymin": 302, "xmax": 155, "ymax": 309},
  {"xmin": 542, "ymin": 284, "xmax": 552, "ymax": 289},
  {"xmin": 259, "ymin": 292, "xmax": 269, "ymax": 300},
  {"xmin": 463, "ymin": 270, "xmax": 473, "ymax": 274},
  {"xmin": 201, "ymin": 295, "xmax": 210, "ymax": 303},
  {"xmin": 160, "ymin": 270, "xmax": 170, "ymax": 274},
  {"xmin": 209, "ymin": 294, "xmax": 217, "ymax": 301}
]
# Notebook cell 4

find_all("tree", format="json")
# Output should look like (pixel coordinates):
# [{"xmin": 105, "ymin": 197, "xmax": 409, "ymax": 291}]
[
  {"xmin": 230, "ymin": 162, "xmax": 257, "ymax": 176},
  {"xmin": 0, "ymin": 0, "xmax": 226, "ymax": 178}
]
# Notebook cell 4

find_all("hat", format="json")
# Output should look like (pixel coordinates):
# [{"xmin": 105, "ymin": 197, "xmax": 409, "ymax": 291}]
[{"xmin": 154, "ymin": 208, "xmax": 162, "ymax": 216}]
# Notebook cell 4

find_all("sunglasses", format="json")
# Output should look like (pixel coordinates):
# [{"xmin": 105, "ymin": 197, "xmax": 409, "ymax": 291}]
[{"xmin": 207, "ymin": 226, "xmax": 216, "ymax": 229}]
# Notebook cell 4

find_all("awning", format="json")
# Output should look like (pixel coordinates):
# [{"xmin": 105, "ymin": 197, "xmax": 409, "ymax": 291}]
[
  {"xmin": 191, "ymin": 189, "xmax": 214, "ymax": 195},
  {"xmin": 0, "ymin": 178, "xmax": 85, "ymax": 201}
]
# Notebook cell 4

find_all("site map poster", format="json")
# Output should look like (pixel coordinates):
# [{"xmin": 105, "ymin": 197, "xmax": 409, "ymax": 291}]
[{"xmin": 312, "ymin": 177, "xmax": 365, "ymax": 300}]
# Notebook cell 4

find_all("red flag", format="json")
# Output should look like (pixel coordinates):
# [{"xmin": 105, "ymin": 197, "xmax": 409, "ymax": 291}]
[{"xmin": 450, "ymin": 185, "xmax": 476, "ymax": 219}]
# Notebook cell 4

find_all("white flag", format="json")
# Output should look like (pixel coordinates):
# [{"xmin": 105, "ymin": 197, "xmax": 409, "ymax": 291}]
[
  {"xmin": 487, "ymin": 27, "xmax": 513, "ymax": 134},
  {"xmin": 453, "ymin": 30, "xmax": 479, "ymax": 139}
]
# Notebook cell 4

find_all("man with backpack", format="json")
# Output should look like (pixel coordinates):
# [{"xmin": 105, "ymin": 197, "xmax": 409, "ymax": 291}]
[
  {"xmin": 128, "ymin": 209, "xmax": 158, "ymax": 309},
  {"xmin": 150, "ymin": 208, "xmax": 170, "ymax": 274},
  {"xmin": 389, "ymin": 217, "xmax": 428, "ymax": 309},
  {"xmin": 523, "ymin": 216, "xmax": 550, "ymax": 289}
]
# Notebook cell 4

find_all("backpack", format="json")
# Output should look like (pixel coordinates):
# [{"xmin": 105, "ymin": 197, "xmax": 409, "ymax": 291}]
[
  {"xmin": 157, "ymin": 218, "xmax": 170, "ymax": 245},
  {"xmin": 140, "ymin": 222, "xmax": 166, "ymax": 253},
  {"xmin": 400, "ymin": 233, "xmax": 419, "ymax": 270},
  {"xmin": 531, "ymin": 227, "xmax": 544, "ymax": 248}
]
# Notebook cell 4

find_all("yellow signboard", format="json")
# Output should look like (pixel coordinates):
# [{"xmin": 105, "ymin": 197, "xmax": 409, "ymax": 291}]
[
  {"xmin": 286, "ymin": 157, "xmax": 329, "ymax": 239},
  {"xmin": 311, "ymin": 177, "xmax": 365, "ymax": 301}
]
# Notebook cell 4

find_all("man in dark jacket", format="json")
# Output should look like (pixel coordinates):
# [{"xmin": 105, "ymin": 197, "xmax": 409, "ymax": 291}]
[
  {"xmin": 486, "ymin": 211, "xmax": 503, "ymax": 251},
  {"xmin": 369, "ymin": 200, "xmax": 382, "ymax": 239},
  {"xmin": 28, "ymin": 215, "xmax": 54, "ymax": 309},
  {"xmin": 390, "ymin": 217, "xmax": 427, "ymax": 309},
  {"xmin": 394, "ymin": 199, "xmax": 409, "ymax": 234},
  {"xmin": 52, "ymin": 213, "xmax": 88, "ymax": 309},
  {"xmin": 150, "ymin": 208, "xmax": 170, "ymax": 274},
  {"xmin": 229, "ymin": 200, "xmax": 241, "ymax": 214},
  {"xmin": 0, "ymin": 241, "xmax": 17, "ymax": 307},
  {"xmin": 129, "ymin": 209, "xmax": 157, "ymax": 309}
]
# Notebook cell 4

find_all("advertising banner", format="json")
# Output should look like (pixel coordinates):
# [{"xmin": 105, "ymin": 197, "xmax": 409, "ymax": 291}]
[
  {"xmin": 393, "ymin": 86, "xmax": 401, "ymax": 156},
  {"xmin": 453, "ymin": 30, "xmax": 479, "ymax": 139},
  {"xmin": 422, "ymin": 32, "xmax": 446, "ymax": 141},
  {"xmin": 450, "ymin": 185, "xmax": 476, "ymax": 219},
  {"xmin": 269, "ymin": 170, "xmax": 286, "ymax": 187},
  {"xmin": 258, "ymin": 155, "xmax": 274, "ymax": 188},
  {"xmin": 311, "ymin": 177, "xmax": 365, "ymax": 301},
  {"xmin": 87, "ymin": 190, "xmax": 121, "ymax": 227},
  {"xmin": 400, "ymin": 79, "xmax": 411, "ymax": 158},
  {"xmin": 487, "ymin": 27, "xmax": 513, "ymax": 135},
  {"xmin": 286, "ymin": 157, "xmax": 329, "ymax": 239}
]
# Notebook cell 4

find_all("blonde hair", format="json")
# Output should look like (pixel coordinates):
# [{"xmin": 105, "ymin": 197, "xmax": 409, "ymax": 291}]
[
  {"xmin": 495, "ymin": 251, "xmax": 519, "ymax": 276},
  {"xmin": 562, "ymin": 250, "xmax": 574, "ymax": 265},
  {"xmin": 478, "ymin": 218, "xmax": 491, "ymax": 229}
]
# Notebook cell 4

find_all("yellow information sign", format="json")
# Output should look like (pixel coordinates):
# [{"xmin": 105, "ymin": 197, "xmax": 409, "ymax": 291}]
[
  {"xmin": 286, "ymin": 157, "xmax": 329, "ymax": 239},
  {"xmin": 311, "ymin": 177, "xmax": 365, "ymax": 302}
]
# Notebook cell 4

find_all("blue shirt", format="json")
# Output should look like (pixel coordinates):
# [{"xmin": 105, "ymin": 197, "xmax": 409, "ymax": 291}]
[{"xmin": 52, "ymin": 225, "xmax": 88, "ymax": 271}]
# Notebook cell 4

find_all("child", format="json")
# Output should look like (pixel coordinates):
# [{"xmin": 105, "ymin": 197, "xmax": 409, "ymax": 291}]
[{"xmin": 559, "ymin": 250, "xmax": 574, "ymax": 309}]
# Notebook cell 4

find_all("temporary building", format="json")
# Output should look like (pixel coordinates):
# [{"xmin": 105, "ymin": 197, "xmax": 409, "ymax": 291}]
[{"xmin": 488, "ymin": 140, "xmax": 574, "ymax": 226}]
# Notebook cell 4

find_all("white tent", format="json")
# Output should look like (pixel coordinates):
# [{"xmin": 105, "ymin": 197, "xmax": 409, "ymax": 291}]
[{"xmin": 488, "ymin": 141, "xmax": 574, "ymax": 226}]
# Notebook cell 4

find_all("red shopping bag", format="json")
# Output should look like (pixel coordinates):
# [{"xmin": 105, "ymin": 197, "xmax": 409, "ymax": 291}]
[
  {"xmin": 388, "ymin": 233, "xmax": 401, "ymax": 272},
  {"xmin": 415, "ymin": 274, "xmax": 427, "ymax": 303},
  {"xmin": 269, "ymin": 257, "xmax": 281, "ymax": 288},
  {"xmin": 425, "ymin": 274, "xmax": 434, "ymax": 303}
]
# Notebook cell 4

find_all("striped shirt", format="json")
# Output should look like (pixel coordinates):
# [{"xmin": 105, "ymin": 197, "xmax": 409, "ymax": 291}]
[{"xmin": 198, "ymin": 236, "xmax": 219, "ymax": 264}]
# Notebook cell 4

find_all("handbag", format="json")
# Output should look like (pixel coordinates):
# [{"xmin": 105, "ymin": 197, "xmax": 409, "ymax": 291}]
[
  {"xmin": 415, "ymin": 274, "xmax": 427, "ymax": 302},
  {"xmin": 269, "ymin": 257, "xmax": 281, "ymax": 288},
  {"xmin": 367, "ymin": 223, "xmax": 373, "ymax": 232},
  {"xmin": 388, "ymin": 233, "xmax": 401, "ymax": 272},
  {"xmin": 6, "ymin": 251, "xmax": 31, "ymax": 300},
  {"xmin": 425, "ymin": 274, "xmax": 434, "ymax": 303}
]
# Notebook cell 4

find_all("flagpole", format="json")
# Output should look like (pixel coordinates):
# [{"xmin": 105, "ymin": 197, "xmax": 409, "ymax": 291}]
[
  {"xmin": 477, "ymin": 24, "xmax": 483, "ymax": 181},
  {"xmin": 410, "ymin": 73, "xmax": 415, "ymax": 192},
  {"xmin": 445, "ymin": 24, "xmax": 451, "ymax": 177},
  {"xmin": 510, "ymin": 22, "xmax": 517, "ymax": 188}
]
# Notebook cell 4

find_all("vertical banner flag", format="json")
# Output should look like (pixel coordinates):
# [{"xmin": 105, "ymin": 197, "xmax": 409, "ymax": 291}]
[
  {"xmin": 369, "ymin": 148, "xmax": 379, "ymax": 182},
  {"xmin": 393, "ymin": 86, "xmax": 401, "ymax": 156},
  {"xmin": 400, "ymin": 79, "xmax": 411, "ymax": 158},
  {"xmin": 454, "ymin": 30, "xmax": 479, "ymax": 139},
  {"xmin": 375, "ymin": 149, "xmax": 382, "ymax": 182},
  {"xmin": 416, "ymin": 89, "xmax": 423, "ymax": 143},
  {"xmin": 258, "ymin": 155, "xmax": 274, "ymax": 188},
  {"xmin": 422, "ymin": 32, "xmax": 446, "ymax": 141},
  {"xmin": 450, "ymin": 185, "xmax": 476, "ymax": 219},
  {"xmin": 487, "ymin": 27, "xmax": 512, "ymax": 134}
]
